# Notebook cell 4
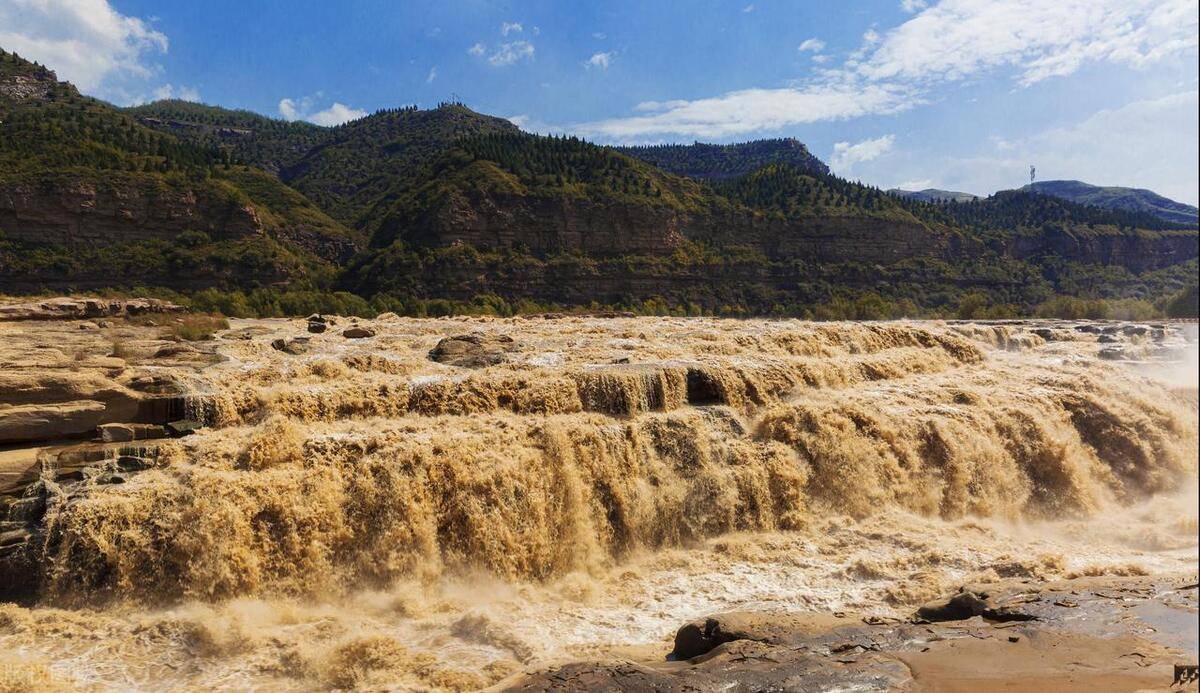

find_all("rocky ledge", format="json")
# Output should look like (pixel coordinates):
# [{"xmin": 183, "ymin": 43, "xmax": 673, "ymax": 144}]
[{"xmin": 0, "ymin": 297, "xmax": 184, "ymax": 322}]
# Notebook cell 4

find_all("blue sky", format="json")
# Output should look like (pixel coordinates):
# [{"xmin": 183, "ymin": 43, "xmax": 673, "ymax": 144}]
[{"xmin": 1, "ymin": 0, "xmax": 1198, "ymax": 203}]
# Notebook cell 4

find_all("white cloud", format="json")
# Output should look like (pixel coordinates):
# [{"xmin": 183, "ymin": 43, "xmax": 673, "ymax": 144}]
[
  {"xmin": 860, "ymin": 0, "xmax": 1199, "ymax": 87},
  {"xmin": 279, "ymin": 96, "xmax": 366, "ymax": 126},
  {"xmin": 467, "ymin": 42, "xmax": 486, "ymax": 56},
  {"xmin": 0, "ymin": 0, "xmax": 170, "ymax": 102},
  {"xmin": 742, "ymin": 4, "xmax": 756, "ymax": 12},
  {"xmin": 278, "ymin": 97, "xmax": 304, "ymax": 121},
  {"xmin": 488, "ymin": 40, "xmax": 535, "ymax": 67},
  {"xmin": 798, "ymin": 38, "xmax": 825, "ymax": 52},
  {"xmin": 151, "ymin": 83, "xmax": 199, "ymax": 102},
  {"xmin": 500, "ymin": 21, "xmax": 523, "ymax": 36},
  {"xmin": 896, "ymin": 178, "xmax": 935, "ymax": 190},
  {"xmin": 900, "ymin": 0, "xmax": 927, "ymax": 12},
  {"xmin": 585, "ymin": 51, "xmax": 614, "ymax": 70},
  {"xmin": 426, "ymin": 66, "xmax": 437, "ymax": 83},
  {"xmin": 830, "ymin": 135, "xmax": 896, "ymax": 172},
  {"xmin": 593, "ymin": 32, "xmax": 607, "ymax": 40},
  {"xmin": 308, "ymin": 102, "xmax": 366, "ymax": 126},
  {"xmin": 572, "ymin": 0, "xmax": 1199, "ymax": 140},
  {"xmin": 577, "ymin": 84, "xmax": 912, "ymax": 141}
]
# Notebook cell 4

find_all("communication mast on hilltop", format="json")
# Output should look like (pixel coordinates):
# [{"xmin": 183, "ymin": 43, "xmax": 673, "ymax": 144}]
[{"xmin": 1030, "ymin": 165, "xmax": 1036, "ymax": 185}]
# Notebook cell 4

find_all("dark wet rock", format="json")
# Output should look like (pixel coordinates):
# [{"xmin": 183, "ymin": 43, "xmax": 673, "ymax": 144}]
[
  {"xmin": 307, "ymin": 314, "xmax": 328, "ymax": 333},
  {"xmin": 1098, "ymin": 346, "xmax": 1125, "ymax": 360},
  {"xmin": 116, "ymin": 456, "xmax": 154, "ymax": 472},
  {"xmin": 672, "ymin": 612, "xmax": 823, "ymax": 659},
  {"xmin": 153, "ymin": 343, "xmax": 198, "ymax": 358},
  {"xmin": 915, "ymin": 587, "xmax": 1037, "ymax": 623},
  {"xmin": 271, "ymin": 337, "xmax": 310, "ymax": 354},
  {"xmin": 1075, "ymin": 325, "xmax": 1102, "ymax": 334},
  {"xmin": 1032, "ymin": 328, "xmax": 1055, "ymax": 341},
  {"xmin": 342, "ymin": 326, "xmax": 375, "ymax": 339},
  {"xmin": 166, "ymin": 419, "xmax": 203, "ymax": 437},
  {"xmin": 1098, "ymin": 334, "xmax": 1120, "ymax": 343},
  {"xmin": 1121, "ymin": 325, "xmax": 1148, "ymax": 337},
  {"xmin": 429, "ymin": 333, "xmax": 517, "ymax": 368},
  {"xmin": 915, "ymin": 589, "xmax": 992, "ymax": 621}
]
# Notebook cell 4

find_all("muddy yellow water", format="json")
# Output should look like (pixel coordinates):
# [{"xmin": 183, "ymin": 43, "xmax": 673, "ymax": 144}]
[{"xmin": 1, "ymin": 316, "xmax": 1196, "ymax": 691}]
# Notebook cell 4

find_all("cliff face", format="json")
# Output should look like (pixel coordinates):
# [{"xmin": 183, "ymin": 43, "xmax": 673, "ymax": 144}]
[
  {"xmin": 1006, "ymin": 227, "xmax": 1199, "ymax": 273},
  {"xmin": 0, "ymin": 175, "xmax": 262, "ymax": 246},
  {"xmin": 403, "ymin": 192, "xmax": 954, "ymax": 265}
]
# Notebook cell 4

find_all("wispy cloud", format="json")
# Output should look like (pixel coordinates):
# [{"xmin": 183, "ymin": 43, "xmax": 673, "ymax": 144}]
[
  {"xmin": 829, "ymin": 134, "xmax": 896, "ymax": 172},
  {"xmin": 798, "ymin": 38, "xmax": 825, "ymax": 52},
  {"xmin": 488, "ymin": 40, "xmax": 535, "ymax": 67},
  {"xmin": 467, "ymin": 42, "xmax": 486, "ymax": 56},
  {"xmin": 574, "ymin": 0, "xmax": 1199, "ymax": 141},
  {"xmin": 500, "ymin": 21, "xmax": 523, "ymax": 36},
  {"xmin": 279, "ymin": 95, "xmax": 366, "ymax": 126},
  {"xmin": 742, "ymin": 4, "xmax": 756, "ymax": 13},
  {"xmin": 940, "ymin": 91, "xmax": 1199, "ymax": 204},
  {"xmin": 426, "ymin": 66, "xmax": 437, "ymax": 83},
  {"xmin": 585, "ymin": 51, "xmax": 614, "ymax": 70}
]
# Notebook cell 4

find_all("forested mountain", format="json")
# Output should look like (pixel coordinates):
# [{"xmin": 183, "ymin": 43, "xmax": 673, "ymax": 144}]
[
  {"xmin": 125, "ymin": 99, "xmax": 327, "ymax": 174},
  {"xmin": 0, "ymin": 48, "xmax": 361, "ymax": 291},
  {"xmin": 912, "ymin": 189, "xmax": 1192, "ymax": 233},
  {"xmin": 2, "ymin": 45, "xmax": 1196, "ymax": 317},
  {"xmin": 616, "ymin": 138, "xmax": 828, "ymax": 179},
  {"xmin": 1025, "ymin": 180, "xmax": 1199, "ymax": 226},
  {"xmin": 889, "ymin": 188, "xmax": 979, "ymax": 203}
]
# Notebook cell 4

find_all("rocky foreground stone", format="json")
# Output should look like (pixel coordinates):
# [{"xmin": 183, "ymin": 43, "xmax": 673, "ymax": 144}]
[{"xmin": 511, "ymin": 575, "xmax": 1199, "ymax": 691}]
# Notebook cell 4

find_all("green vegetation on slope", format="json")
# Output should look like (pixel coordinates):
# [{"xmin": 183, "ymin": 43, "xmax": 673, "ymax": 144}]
[
  {"xmin": 125, "ymin": 99, "xmax": 328, "ymax": 174},
  {"xmin": 0, "ymin": 48, "xmax": 359, "ymax": 287}
]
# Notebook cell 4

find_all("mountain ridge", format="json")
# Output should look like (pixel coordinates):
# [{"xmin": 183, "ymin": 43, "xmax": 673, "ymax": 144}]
[
  {"xmin": 2, "ymin": 46, "xmax": 1197, "ymax": 317},
  {"xmin": 1024, "ymin": 179, "xmax": 1198, "ymax": 226}
]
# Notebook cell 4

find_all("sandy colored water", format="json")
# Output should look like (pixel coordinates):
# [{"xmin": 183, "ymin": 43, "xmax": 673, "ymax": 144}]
[{"xmin": 0, "ymin": 315, "xmax": 1196, "ymax": 690}]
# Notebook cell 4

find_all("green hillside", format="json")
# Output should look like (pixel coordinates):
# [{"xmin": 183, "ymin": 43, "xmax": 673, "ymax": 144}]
[
  {"xmin": 0, "ymin": 48, "xmax": 360, "ymax": 291},
  {"xmin": 3, "ymin": 45, "xmax": 1197, "ymax": 318}
]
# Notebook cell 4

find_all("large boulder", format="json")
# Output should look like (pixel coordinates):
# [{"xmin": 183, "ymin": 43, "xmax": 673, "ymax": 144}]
[
  {"xmin": 914, "ymin": 587, "xmax": 1038, "ymax": 623},
  {"xmin": 428, "ymin": 333, "xmax": 517, "ymax": 368},
  {"xmin": 271, "ymin": 337, "xmax": 311, "ymax": 355}
]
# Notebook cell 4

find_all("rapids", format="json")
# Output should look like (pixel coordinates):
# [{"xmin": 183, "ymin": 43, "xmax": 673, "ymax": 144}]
[{"xmin": 0, "ymin": 316, "xmax": 1196, "ymax": 690}]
